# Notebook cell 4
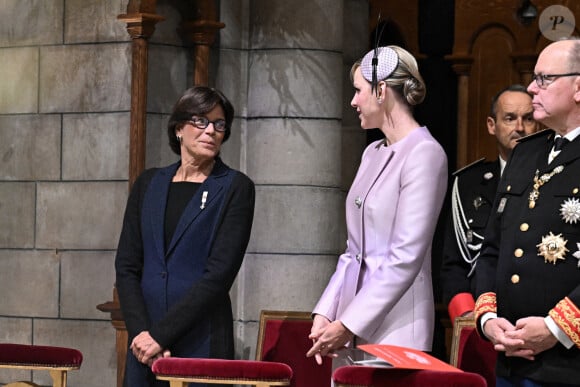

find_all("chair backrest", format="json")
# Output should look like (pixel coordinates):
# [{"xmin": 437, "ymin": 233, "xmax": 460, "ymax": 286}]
[
  {"xmin": 450, "ymin": 316, "xmax": 497, "ymax": 387},
  {"xmin": 256, "ymin": 310, "xmax": 332, "ymax": 387},
  {"xmin": 333, "ymin": 366, "xmax": 487, "ymax": 387}
]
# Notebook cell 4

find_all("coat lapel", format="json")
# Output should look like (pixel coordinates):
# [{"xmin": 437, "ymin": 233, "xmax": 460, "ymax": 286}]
[
  {"xmin": 149, "ymin": 163, "xmax": 180, "ymax": 261},
  {"xmin": 551, "ymin": 135, "xmax": 580, "ymax": 169},
  {"xmin": 165, "ymin": 160, "xmax": 230, "ymax": 258}
]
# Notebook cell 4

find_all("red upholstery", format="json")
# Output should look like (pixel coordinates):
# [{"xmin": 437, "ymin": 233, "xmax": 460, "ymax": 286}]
[
  {"xmin": 0, "ymin": 343, "xmax": 83, "ymax": 368},
  {"xmin": 150, "ymin": 311, "xmax": 328, "ymax": 386},
  {"xmin": 333, "ymin": 366, "xmax": 487, "ymax": 387},
  {"xmin": 455, "ymin": 326, "xmax": 496, "ymax": 387},
  {"xmin": 152, "ymin": 357, "xmax": 292, "ymax": 380},
  {"xmin": 259, "ymin": 314, "xmax": 332, "ymax": 387}
]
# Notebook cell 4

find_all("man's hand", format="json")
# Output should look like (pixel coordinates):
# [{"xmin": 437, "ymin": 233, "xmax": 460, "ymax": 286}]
[
  {"xmin": 503, "ymin": 317, "xmax": 558, "ymax": 360},
  {"xmin": 483, "ymin": 317, "xmax": 526, "ymax": 354}
]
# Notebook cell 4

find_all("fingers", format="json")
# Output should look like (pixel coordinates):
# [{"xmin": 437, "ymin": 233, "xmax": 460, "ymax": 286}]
[
  {"xmin": 306, "ymin": 339, "xmax": 336, "ymax": 361},
  {"xmin": 505, "ymin": 348, "xmax": 535, "ymax": 360},
  {"xmin": 314, "ymin": 352, "xmax": 323, "ymax": 365}
]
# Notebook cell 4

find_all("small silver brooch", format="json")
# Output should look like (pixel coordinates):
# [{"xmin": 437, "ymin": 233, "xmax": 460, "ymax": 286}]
[
  {"xmin": 560, "ymin": 197, "xmax": 580, "ymax": 224},
  {"xmin": 355, "ymin": 197, "xmax": 362, "ymax": 208}
]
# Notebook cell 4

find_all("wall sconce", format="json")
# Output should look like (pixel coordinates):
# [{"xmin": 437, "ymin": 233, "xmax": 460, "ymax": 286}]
[{"xmin": 517, "ymin": 0, "xmax": 538, "ymax": 25}]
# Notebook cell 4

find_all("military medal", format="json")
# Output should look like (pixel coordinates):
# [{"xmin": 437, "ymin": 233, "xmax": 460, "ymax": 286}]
[
  {"xmin": 537, "ymin": 232, "xmax": 568, "ymax": 265},
  {"xmin": 560, "ymin": 197, "xmax": 580, "ymax": 224},
  {"xmin": 572, "ymin": 243, "xmax": 580, "ymax": 268},
  {"xmin": 528, "ymin": 166, "xmax": 564, "ymax": 209}
]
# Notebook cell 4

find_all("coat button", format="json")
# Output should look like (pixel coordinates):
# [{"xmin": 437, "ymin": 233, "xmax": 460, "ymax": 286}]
[
  {"xmin": 507, "ymin": 185, "xmax": 511, "ymax": 192},
  {"xmin": 511, "ymin": 274, "xmax": 520, "ymax": 284},
  {"xmin": 520, "ymin": 223, "xmax": 529, "ymax": 232},
  {"xmin": 514, "ymin": 249, "xmax": 524, "ymax": 258},
  {"xmin": 160, "ymin": 272, "xmax": 167, "ymax": 279}
]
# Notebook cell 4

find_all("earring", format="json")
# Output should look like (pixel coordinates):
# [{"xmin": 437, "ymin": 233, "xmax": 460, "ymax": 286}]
[{"xmin": 177, "ymin": 135, "xmax": 183, "ymax": 144}]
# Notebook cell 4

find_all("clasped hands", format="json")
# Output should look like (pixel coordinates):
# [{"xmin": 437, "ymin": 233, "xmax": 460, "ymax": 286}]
[
  {"xmin": 306, "ymin": 315, "xmax": 354, "ymax": 365},
  {"xmin": 483, "ymin": 316, "xmax": 558, "ymax": 360},
  {"xmin": 131, "ymin": 331, "xmax": 171, "ymax": 366}
]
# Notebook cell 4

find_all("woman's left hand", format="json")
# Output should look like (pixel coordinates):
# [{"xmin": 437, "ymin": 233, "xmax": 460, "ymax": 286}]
[
  {"xmin": 306, "ymin": 320, "xmax": 354, "ymax": 360},
  {"xmin": 130, "ymin": 331, "xmax": 165, "ymax": 366}
]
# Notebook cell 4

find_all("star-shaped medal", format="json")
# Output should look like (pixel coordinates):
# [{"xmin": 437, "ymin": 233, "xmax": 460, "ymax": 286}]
[
  {"xmin": 560, "ymin": 197, "xmax": 580, "ymax": 224},
  {"xmin": 537, "ymin": 232, "xmax": 568, "ymax": 265}
]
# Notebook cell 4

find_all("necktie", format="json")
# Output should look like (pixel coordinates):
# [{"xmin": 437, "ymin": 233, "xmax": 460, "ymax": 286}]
[{"xmin": 554, "ymin": 136, "xmax": 570, "ymax": 151}]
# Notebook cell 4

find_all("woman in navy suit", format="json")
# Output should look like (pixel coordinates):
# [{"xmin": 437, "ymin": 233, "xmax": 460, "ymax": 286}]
[
  {"xmin": 115, "ymin": 86, "xmax": 255, "ymax": 386},
  {"xmin": 307, "ymin": 46, "xmax": 448, "ymax": 371}
]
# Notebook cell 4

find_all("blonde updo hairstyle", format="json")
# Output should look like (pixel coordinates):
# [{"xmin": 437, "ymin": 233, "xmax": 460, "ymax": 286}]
[
  {"xmin": 384, "ymin": 46, "xmax": 426, "ymax": 106},
  {"xmin": 352, "ymin": 45, "xmax": 426, "ymax": 107}
]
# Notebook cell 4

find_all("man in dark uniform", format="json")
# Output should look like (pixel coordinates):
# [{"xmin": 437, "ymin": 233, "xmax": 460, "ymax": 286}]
[
  {"xmin": 475, "ymin": 38, "xmax": 580, "ymax": 386},
  {"xmin": 441, "ymin": 85, "xmax": 538, "ymax": 324}
]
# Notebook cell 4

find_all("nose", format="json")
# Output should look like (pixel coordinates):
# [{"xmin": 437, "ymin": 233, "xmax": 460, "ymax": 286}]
[
  {"xmin": 514, "ymin": 117, "xmax": 525, "ymax": 132},
  {"xmin": 350, "ymin": 94, "xmax": 357, "ymax": 108},
  {"xmin": 527, "ymin": 79, "xmax": 538, "ymax": 94},
  {"xmin": 204, "ymin": 122, "xmax": 216, "ymax": 134}
]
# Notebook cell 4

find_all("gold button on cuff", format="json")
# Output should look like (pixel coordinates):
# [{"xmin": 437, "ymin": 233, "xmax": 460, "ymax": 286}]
[
  {"xmin": 511, "ymin": 274, "xmax": 520, "ymax": 284},
  {"xmin": 520, "ymin": 223, "xmax": 529, "ymax": 232},
  {"xmin": 574, "ymin": 188, "xmax": 579, "ymax": 195},
  {"xmin": 514, "ymin": 249, "xmax": 523, "ymax": 257}
]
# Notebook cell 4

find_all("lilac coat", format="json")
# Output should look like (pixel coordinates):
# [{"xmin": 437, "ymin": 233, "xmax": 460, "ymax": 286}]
[{"xmin": 313, "ymin": 126, "xmax": 447, "ymax": 351}]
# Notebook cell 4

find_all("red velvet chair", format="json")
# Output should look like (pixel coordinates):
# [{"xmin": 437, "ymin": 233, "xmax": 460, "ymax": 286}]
[
  {"xmin": 152, "ymin": 310, "xmax": 331, "ymax": 387},
  {"xmin": 256, "ymin": 310, "xmax": 332, "ymax": 387},
  {"xmin": 152, "ymin": 357, "xmax": 292, "ymax": 386},
  {"xmin": 450, "ymin": 316, "xmax": 497, "ymax": 387},
  {"xmin": 0, "ymin": 343, "xmax": 83, "ymax": 387},
  {"xmin": 332, "ymin": 366, "xmax": 487, "ymax": 387}
]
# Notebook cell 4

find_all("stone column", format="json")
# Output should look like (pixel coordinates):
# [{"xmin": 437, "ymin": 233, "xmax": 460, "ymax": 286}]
[{"xmin": 216, "ymin": 0, "xmax": 369, "ymax": 358}]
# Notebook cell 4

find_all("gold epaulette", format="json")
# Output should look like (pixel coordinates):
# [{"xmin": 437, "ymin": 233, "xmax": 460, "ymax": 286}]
[{"xmin": 452, "ymin": 158, "xmax": 486, "ymax": 177}]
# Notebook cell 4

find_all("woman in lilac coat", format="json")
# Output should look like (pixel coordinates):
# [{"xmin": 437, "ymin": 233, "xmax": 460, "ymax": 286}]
[{"xmin": 307, "ymin": 46, "xmax": 448, "ymax": 371}]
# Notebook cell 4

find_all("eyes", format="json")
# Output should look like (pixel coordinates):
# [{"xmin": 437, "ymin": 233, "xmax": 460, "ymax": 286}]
[
  {"xmin": 501, "ymin": 114, "xmax": 535, "ymax": 126},
  {"xmin": 187, "ymin": 116, "xmax": 227, "ymax": 132}
]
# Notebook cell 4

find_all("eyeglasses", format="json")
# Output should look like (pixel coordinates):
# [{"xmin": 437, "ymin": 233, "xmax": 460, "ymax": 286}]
[
  {"xmin": 186, "ymin": 116, "xmax": 227, "ymax": 132},
  {"xmin": 531, "ymin": 72, "xmax": 580, "ymax": 89}
]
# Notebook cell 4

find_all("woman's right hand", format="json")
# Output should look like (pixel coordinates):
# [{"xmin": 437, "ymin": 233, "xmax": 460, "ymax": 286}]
[
  {"xmin": 131, "ymin": 331, "xmax": 166, "ymax": 366},
  {"xmin": 308, "ymin": 314, "xmax": 331, "ymax": 365}
]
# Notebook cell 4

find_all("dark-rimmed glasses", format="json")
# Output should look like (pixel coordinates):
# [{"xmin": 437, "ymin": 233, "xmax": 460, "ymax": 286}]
[
  {"xmin": 186, "ymin": 116, "xmax": 227, "ymax": 132},
  {"xmin": 532, "ymin": 72, "xmax": 580, "ymax": 89}
]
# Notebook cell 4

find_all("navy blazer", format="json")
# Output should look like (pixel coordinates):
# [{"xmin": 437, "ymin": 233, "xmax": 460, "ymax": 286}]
[{"xmin": 115, "ymin": 158, "xmax": 255, "ymax": 370}]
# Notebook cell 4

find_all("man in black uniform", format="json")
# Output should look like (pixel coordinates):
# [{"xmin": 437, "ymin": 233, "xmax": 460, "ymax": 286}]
[
  {"xmin": 441, "ymin": 85, "xmax": 538, "ymax": 324},
  {"xmin": 475, "ymin": 38, "xmax": 580, "ymax": 386}
]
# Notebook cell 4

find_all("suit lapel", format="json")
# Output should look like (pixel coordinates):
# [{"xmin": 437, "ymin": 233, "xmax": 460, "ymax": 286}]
[
  {"xmin": 149, "ymin": 163, "xmax": 180, "ymax": 261},
  {"xmin": 550, "ymin": 136, "xmax": 580, "ymax": 169},
  {"xmin": 165, "ymin": 161, "xmax": 230, "ymax": 258}
]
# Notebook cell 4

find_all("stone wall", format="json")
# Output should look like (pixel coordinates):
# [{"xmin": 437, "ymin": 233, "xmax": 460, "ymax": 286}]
[{"xmin": 0, "ymin": 0, "xmax": 369, "ymax": 385}]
